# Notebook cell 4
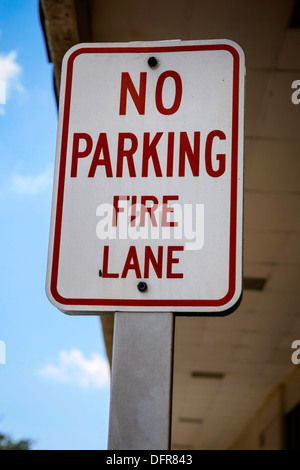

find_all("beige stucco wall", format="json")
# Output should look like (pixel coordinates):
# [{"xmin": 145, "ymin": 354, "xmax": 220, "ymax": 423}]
[{"xmin": 231, "ymin": 366, "xmax": 300, "ymax": 450}]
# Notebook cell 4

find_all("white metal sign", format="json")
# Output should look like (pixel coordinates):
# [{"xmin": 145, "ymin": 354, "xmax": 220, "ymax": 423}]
[{"xmin": 46, "ymin": 40, "xmax": 245, "ymax": 315}]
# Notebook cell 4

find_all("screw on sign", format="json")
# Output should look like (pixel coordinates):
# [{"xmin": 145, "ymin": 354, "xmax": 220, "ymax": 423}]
[{"xmin": 46, "ymin": 40, "xmax": 245, "ymax": 315}]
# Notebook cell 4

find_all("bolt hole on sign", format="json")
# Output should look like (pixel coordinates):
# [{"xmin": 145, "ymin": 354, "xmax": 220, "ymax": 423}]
[{"xmin": 46, "ymin": 40, "xmax": 245, "ymax": 315}]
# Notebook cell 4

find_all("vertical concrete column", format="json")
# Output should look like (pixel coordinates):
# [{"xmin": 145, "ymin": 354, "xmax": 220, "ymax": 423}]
[{"xmin": 108, "ymin": 312, "xmax": 174, "ymax": 450}]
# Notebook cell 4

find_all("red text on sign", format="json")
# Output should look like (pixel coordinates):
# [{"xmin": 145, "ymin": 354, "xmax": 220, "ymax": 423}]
[{"xmin": 102, "ymin": 245, "xmax": 184, "ymax": 279}]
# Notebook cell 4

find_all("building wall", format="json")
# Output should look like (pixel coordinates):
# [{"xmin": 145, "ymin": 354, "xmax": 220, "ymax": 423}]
[{"xmin": 231, "ymin": 366, "xmax": 300, "ymax": 450}]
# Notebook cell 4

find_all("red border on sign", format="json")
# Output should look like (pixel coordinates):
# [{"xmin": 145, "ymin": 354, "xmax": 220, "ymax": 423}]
[{"xmin": 50, "ymin": 44, "xmax": 241, "ymax": 308}]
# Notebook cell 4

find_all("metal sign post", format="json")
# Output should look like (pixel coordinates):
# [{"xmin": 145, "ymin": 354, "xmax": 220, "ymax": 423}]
[
  {"xmin": 108, "ymin": 312, "xmax": 174, "ymax": 450},
  {"xmin": 46, "ymin": 39, "xmax": 245, "ymax": 450}
]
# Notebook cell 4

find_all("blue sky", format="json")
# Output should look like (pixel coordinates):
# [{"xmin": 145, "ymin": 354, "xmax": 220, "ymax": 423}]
[{"xmin": 0, "ymin": 0, "xmax": 110, "ymax": 450}]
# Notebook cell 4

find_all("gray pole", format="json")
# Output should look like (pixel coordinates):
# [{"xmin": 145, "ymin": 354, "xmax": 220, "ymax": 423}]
[{"xmin": 107, "ymin": 312, "xmax": 174, "ymax": 450}]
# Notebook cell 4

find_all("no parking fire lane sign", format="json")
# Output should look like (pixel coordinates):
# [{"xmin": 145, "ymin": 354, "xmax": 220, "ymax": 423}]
[{"xmin": 46, "ymin": 40, "xmax": 245, "ymax": 315}]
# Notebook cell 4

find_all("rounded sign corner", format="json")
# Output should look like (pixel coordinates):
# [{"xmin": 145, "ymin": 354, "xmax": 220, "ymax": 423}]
[
  {"xmin": 220, "ymin": 39, "xmax": 245, "ymax": 64},
  {"xmin": 62, "ymin": 42, "xmax": 87, "ymax": 63},
  {"xmin": 218, "ymin": 285, "xmax": 243, "ymax": 317},
  {"xmin": 45, "ymin": 279, "xmax": 70, "ymax": 314},
  {"xmin": 61, "ymin": 43, "xmax": 95, "ymax": 73}
]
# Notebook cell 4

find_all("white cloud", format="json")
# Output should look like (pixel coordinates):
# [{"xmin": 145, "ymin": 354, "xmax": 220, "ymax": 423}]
[
  {"xmin": 0, "ymin": 50, "xmax": 24, "ymax": 111},
  {"xmin": 10, "ymin": 168, "xmax": 53, "ymax": 195},
  {"xmin": 39, "ymin": 349, "xmax": 110, "ymax": 389}
]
